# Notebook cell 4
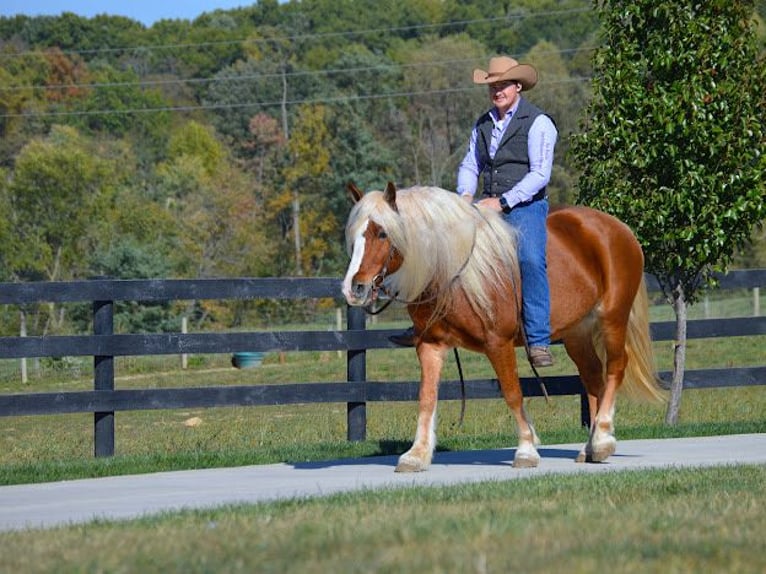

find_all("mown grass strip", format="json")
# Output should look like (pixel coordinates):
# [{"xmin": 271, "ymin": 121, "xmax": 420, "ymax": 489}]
[
  {"xmin": 1, "ymin": 420, "xmax": 763, "ymax": 486},
  {"xmin": 1, "ymin": 465, "xmax": 764, "ymax": 573}
]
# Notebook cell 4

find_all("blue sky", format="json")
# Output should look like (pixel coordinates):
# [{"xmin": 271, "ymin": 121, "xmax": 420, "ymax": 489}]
[{"xmin": 1, "ymin": 1, "xmax": 252, "ymax": 27}]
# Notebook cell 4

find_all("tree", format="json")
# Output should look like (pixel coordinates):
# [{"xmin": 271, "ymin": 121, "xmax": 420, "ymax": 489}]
[
  {"xmin": 6, "ymin": 125, "xmax": 120, "ymax": 335},
  {"xmin": 8, "ymin": 125, "xmax": 117, "ymax": 282},
  {"xmin": 394, "ymin": 34, "xmax": 486, "ymax": 187},
  {"xmin": 524, "ymin": 39, "xmax": 590, "ymax": 206},
  {"xmin": 274, "ymin": 103, "xmax": 334, "ymax": 276},
  {"xmin": 167, "ymin": 120, "xmax": 225, "ymax": 177},
  {"xmin": 571, "ymin": 0, "xmax": 766, "ymax": 424}
]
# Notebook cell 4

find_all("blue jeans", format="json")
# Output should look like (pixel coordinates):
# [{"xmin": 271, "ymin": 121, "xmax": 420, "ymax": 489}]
[{"xmin": 504, "ymin": 199, "xmax": 551, "ymax": 347}]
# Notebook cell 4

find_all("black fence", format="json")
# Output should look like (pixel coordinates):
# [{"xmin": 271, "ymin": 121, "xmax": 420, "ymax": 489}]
[{"xmin": 0, "ymin": 271, "xmax": 764, "ymax": 457}]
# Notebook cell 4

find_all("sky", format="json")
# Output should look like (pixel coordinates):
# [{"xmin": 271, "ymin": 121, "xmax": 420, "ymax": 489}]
[{"xmin": 0, "ymin": 1, "xmax": 253, "ymax": 27}]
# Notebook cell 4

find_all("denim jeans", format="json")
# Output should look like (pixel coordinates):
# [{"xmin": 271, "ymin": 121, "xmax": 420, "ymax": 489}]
[{"xmin": 504, "ymin": 199, "xmax": 551, "ymax": 347}]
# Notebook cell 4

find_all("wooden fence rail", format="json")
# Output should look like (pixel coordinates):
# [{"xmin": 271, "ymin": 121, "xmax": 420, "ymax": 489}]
[{"xmin": 0, "ymin": 270, "xmax": 764, "ymax": 457}]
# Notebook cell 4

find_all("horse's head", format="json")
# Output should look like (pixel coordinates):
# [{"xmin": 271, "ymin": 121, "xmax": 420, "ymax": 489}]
[{"xmin": 342, "ymin": 181, "xmax": 403, "ymax": 307}]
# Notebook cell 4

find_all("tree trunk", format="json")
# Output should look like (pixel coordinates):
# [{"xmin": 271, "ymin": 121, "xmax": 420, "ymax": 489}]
[
  {"xmin": 664, "ymin": 283, "xmax": 688, "ymax": 425},
  {"xmin": 280, "ymin": 64, "xmax": 289, "ymax": 141},
  {"xmin": 292, "ymin": 192, "xmax": 302, "ymax": 276}
]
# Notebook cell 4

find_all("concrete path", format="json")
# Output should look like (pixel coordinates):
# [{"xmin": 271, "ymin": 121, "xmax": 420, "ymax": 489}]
[{"xmin": 1, "ymin": 434, "xmax": 764, "ymax": 532}]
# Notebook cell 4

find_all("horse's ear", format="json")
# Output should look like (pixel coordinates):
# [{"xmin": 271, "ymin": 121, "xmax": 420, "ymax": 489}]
[
  {"xmin": 383, "ymin": 181, "xmax": 399, "ymax": 213},
  {"xmin": 346, "ymin": 181, "xmax": 364, "ymax": 204}
]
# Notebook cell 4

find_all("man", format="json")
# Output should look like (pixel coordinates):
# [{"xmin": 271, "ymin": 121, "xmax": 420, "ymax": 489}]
[{"xmin": 390, "ymin": 56, "xmax": 557, "ymax": 368}]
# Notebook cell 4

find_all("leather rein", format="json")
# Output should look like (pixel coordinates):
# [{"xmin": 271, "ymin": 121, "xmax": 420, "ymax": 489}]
[{"xmin": 360, "ymin": 240, "xmax": 474, "ymax": 427}]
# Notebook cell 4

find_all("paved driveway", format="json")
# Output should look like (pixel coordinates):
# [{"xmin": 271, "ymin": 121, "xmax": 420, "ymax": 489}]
[{"xmin": 1, "ymin": 433, "xmax": 764, "ymax": 532}]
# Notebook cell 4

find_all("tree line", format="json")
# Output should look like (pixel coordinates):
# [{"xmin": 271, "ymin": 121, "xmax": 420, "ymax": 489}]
[{"xmin": 0, "ymin": 0, "xmax": 763, "ymax": 338}]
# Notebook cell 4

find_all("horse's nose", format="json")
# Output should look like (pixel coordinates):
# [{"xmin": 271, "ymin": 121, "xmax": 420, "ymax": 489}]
[
  {"xmin": 343, "ymin": 279, "xmax": 371, "ymax": 306},
  {"xmin": 353, "ymin": 281, "xmax": 367, "ymax": 298}
]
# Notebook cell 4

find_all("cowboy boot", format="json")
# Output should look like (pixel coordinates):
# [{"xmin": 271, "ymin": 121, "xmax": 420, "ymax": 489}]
[
  {"xmin": 529, "ymin": 346, "xmax": 554, "ymax": 368},
  {"xmin": 389, "ymin": 326, "xmax": 417, "ymax": 347}
]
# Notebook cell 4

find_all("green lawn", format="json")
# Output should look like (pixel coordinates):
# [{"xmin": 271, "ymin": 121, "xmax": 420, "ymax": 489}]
[
  {"xmin": 0, "ymin": 291, "xmax": 764, "ymax": 485},
  {"xmin": 1, "ymin": 465, "xmax": 764, "ymax": 573}
]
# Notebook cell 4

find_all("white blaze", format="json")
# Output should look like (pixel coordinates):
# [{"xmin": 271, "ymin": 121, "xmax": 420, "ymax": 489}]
[{"xmin": 341, "ymin": 219, "xmax": 369, "ymax": 303}]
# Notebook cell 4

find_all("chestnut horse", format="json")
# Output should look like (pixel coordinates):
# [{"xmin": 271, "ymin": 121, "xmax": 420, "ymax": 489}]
[{"xmin": 342, "ymin": 182, "xmax": 664, "ymax": 472}]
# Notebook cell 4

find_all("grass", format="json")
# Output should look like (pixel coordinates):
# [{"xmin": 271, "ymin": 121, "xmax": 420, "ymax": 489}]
[
  {"xmin": 1, "ymin": 465, "xmax": 764, "ymax": 573},
  {"xmin": 0, "ymin": 291, "xmax": 764, "ymax": 485},
  {"xmin": 0, "ymin": 295, "xmax": 763, "ymax": 569}
]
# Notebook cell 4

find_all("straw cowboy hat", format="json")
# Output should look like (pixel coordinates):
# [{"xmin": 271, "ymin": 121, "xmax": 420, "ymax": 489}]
[{"xmin": 472, "ymin": 56, "xmax": 538, "ymax": 91}]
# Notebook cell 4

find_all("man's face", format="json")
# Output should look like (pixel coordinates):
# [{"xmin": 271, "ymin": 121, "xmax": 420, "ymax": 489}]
[{"xmin": 488, "ymin": 80, "xmax": 521, "ymax": 116}]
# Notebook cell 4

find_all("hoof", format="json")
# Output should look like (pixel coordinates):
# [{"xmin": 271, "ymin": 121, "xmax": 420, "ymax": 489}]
[
  {"xmin": 395, "ymin": 454, "xmax": 430, "ymax": 473},
  {"xmin": 512, "ymin": 455, "xmax": 539, "ymax": 468},
  {"xmin": 578, "ymin": 436, "xmax": 616, "ymax": 463},
  {"xmin": 590, "ymin": 438, "xmax": 616, "ymax": 462},
  {"xmin": 512, "ymin": 447, "xmax": 540, "ymax": 468}
]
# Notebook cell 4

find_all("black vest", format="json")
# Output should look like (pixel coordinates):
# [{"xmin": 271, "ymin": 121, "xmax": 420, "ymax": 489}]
[{"xmin": 477, "ymin": 97, "xmax": 548, "ymax": 198}]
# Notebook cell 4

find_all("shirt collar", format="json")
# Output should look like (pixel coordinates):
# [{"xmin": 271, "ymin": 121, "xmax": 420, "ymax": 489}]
[{"xmin": 489, "ymin": 97, "xmax": 522, "ymax": 126}]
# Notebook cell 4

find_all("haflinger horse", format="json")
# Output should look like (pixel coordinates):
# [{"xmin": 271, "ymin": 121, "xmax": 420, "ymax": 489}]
[{"xmin": 342, "ymin": 182, "xmax": 665, "ymax": 473}]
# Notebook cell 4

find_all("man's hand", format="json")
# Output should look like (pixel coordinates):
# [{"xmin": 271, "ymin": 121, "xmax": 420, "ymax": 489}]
[{"xmin": 476, "ymin": 196, "xmax": 503, "ymax": 212}]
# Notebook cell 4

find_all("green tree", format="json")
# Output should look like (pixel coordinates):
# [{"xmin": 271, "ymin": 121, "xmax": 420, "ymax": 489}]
[
  {"xmin": 393, "ymin": 34, "xmax": 486, "ymax": 187},
  {"xmin": 7, "ymin": 125, "xmax": 117, "ymax": 282},
  {"xmin": 571, "ymin": 0, "xmax": 766, "ymax": 424},
  {"xmin": 7, "ymin": 125, "xmax": 120, "ymax": 334},
  {"xmin": 524, "ymin": 39, "xmax": 590, "ymax": 206},
  {"xmin": 167, "ymin": 120, "xmax": 225, "ymax": 177},
  {"xmin": 274, "ymin": 104, "xmax": 334, "ymax": 276}
]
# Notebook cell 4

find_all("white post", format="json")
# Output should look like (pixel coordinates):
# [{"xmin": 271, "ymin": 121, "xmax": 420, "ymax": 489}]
[
  {"xmin": 181, "ymin": 316, "xmax": 188, "ymax": 369},
  {"xmin": 754, "ymin": 287, "xmax": 760, "ymax": 317},
  {"xmin": 336, "ymin": 307, "xmax": 343, "ymax": 358},
  {"xmin": 20, "ymin": 310, "xmax": 28, "ymax": 384}
]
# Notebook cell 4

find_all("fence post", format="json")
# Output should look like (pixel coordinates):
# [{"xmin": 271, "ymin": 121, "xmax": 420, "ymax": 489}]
[
  {"xmin": 181, "ymin": 316, "xmax": 188, "ymax": 369},
  {"xmin": 346, "ymin": 305, "xmax": 367, "ymax": 441},
  {"xmin": 93, "ymin": 298, "xmax": 115, "ymax": 457},
  {"xmin": 19, "ymin": 309, "xmax": 28, "ymax": 384}
]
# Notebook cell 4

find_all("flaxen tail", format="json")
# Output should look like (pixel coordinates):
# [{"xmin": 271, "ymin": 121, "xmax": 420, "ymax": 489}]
[{"xmin": 622, "ymin": 276, "xmax": 667, "ymax": 403}]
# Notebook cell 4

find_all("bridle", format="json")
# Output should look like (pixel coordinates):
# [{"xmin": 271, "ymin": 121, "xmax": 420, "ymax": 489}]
[{"xmin": 364, "ymin": 244, "xmax": 398, "ymax": 316}]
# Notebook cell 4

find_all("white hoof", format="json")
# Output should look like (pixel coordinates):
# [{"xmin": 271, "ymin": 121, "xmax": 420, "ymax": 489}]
[
  {"xmin": 512, "ymin": 445, "xmax": 540, "ymax": 468},
  {"xmin": 395, "ymin": 452, "xmax": 431, "ymax": 473},
  {"xmin": 578, "ymin": 434, "xmax": 616, "ymax": 463},
  {"xmin": 590, "ymin": 435, "xmax": 617, "ymax": 462}
]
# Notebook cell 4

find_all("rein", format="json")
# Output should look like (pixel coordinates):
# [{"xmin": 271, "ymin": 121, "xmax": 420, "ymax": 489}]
[
  {"xmin": 361, "ymin": 234, "xmax": 477, "ymax": 428},
  {"xmin": 361, "ymin": 245, "xmax": 398, "ymax": 316}
]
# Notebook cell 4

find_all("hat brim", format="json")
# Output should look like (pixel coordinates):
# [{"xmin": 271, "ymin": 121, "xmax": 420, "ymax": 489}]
[{"xmin": 472, "ymin": 64, "xmax": 538, "ymax": 91}]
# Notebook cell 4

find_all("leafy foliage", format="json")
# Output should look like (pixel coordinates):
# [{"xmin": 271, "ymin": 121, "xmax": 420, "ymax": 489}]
[
  {"xmin": 572, "ymin": 0, "xmax": 765, "ymax": 304},
  {"xmin": 0, "ymin": 0, "xmax": 762, "ymax": 333}
]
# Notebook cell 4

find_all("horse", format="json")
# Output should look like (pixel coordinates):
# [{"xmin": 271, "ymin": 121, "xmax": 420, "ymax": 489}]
[{"xmin": 342, "ymin": 182, "xmax": 665, "ymax": 473}]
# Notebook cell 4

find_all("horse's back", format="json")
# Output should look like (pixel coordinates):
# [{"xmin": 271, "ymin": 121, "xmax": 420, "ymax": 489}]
[{"xmin": 546, "ymin": 206, "xmax": 645, "ymax": 334}]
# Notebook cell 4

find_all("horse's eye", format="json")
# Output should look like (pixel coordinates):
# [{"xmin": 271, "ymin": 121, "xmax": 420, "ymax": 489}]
[{"xmin": 378, "ymin": 230, "xmax": 388, "ymax": 239}]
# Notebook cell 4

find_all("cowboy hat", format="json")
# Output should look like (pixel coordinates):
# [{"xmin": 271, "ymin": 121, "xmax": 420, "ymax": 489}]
[{"xmin": 472, "ymin": 56, "xmax": 538, "ymax": 91}]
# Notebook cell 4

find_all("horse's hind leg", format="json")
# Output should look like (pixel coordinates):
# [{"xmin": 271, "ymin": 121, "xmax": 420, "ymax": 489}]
[
  {"xmin": 395, "ymin": 342, "xmax": 446, "ymax": 473},
  {"xmin": 562, "ymin": 320, "xmax": 617, "ymax": 463},
  {"xmin": 487, "ymin": 345, "xmax": 540, "ymax": 468},
  {"xmin": 584, "ymin": 315, "xmax": 632, "ymax": 461}
]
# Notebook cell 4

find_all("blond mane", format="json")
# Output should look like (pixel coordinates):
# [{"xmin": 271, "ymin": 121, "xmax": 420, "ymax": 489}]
[{"xmin": 345, "ymin": 185, "xmax": 519, "ymax": 322}]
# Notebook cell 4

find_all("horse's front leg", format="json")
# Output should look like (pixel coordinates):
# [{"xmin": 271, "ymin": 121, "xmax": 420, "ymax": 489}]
[
  {"xmin": 395, "ymin": 342, "xmax": 447, "ymax": 473},
  {"xmin": 487, "ymin": 345, "xmax": 540, "ymax": 468}
]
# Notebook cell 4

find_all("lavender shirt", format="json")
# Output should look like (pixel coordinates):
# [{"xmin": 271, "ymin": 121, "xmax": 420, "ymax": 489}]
[{"xmin": 456, "ymin": 99, "xmax": 558, "ymax": 208}]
